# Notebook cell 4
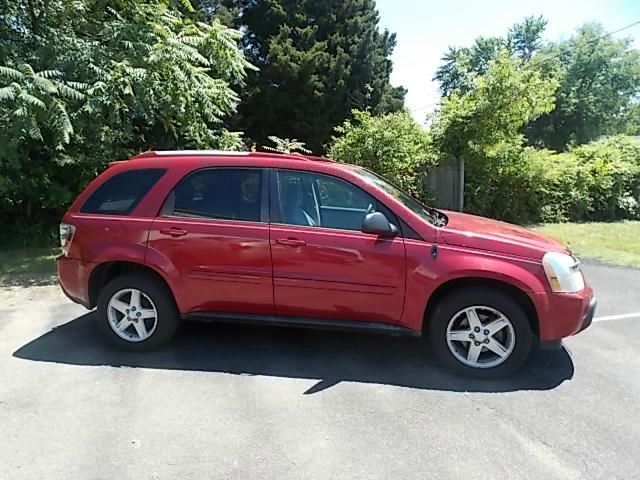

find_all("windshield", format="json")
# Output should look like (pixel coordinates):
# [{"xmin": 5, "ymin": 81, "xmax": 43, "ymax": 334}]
[{"xmin": 353, "ymin": 167, "xmax": 447, "ymax": 226}]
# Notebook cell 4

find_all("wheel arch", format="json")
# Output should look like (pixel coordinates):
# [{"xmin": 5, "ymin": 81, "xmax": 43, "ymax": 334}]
[
  {"xmin": 88, "ymin": 260, "xmax": 176, "ymax": 309},
  {"xmin": 422, "ymin": 277, "xmax": 539, "ymax": 338}
]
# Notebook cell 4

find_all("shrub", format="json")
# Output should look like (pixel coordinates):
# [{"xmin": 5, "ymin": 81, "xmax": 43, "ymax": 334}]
[
  {"xmin": 329, "ymin": 110, "xmax": 436, "ymax": 200},
  {"xmin": 465, "ymin": 136, "xmax": 640, "ymax": 224},
  {"xmin": 570, "ymin": 136, "xmax": 640, "ymax": 221}
]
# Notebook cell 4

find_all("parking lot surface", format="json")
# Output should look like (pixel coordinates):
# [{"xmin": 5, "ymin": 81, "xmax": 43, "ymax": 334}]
[{"xmin": 1, "ymin": 261, "xmax": 639, "ymax": 480}]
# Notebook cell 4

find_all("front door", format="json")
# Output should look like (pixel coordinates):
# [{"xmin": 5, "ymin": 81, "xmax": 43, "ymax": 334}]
[
  {"xmin": 270, "ymin": 169, "xmax": 406, "ymax": 324},
  {"xmin": 147, "ymin": 167, "xmax": 274, "ymax": 315}
]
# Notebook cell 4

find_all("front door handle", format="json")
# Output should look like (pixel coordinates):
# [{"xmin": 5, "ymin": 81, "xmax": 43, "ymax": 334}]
[
  {"xmin": 159, "ymin": 227, "xmax": 187, "ymax": 237},
  {"xmin": 275, "ymin": 238, "xmax": 306, "ymax": 247}
]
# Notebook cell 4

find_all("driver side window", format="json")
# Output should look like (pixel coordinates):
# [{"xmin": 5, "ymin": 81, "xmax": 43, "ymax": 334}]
[{"xmin": 276, "ymin": 170, "xmax": 379, "ymax": 232}]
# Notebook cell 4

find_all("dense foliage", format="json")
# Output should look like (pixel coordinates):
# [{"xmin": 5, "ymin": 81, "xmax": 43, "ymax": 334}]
[
  {"xmin": 527, "ymin": 24, "xmax": 640, "ymax": 150},
  {"xmin": 1, "ymin": 4, "xmax": 640, "ymax": 250},
  {"xmin": 330, "ymin": 110, "xmax": 434, "ymax": 200},
  {"xmin": 0, "ymin": 0, "xmax": 252, "ymax": 246},
  {"xmin": 434, "ymin": 17, "xmax": 640, "ymax": 151},
  {"xmin": 222, "ymin": 0, "xmax": 406, "ymax": 153},
  {"xmin": 426, "ymin": 18, "xmax": 640, "ymax": 225},
  {"xmin": 465, "ymin": 137, "xmax": 640, "ymax": 224},
  {"xmin": 430, "ymin": 52, "xmax": 558, "ymax": 162}
]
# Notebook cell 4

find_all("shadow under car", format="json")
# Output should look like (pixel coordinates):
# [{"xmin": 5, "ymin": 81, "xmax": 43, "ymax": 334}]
[{"xmin": 13, "ymin": 312, "xmax": 574, "ymax": 394}]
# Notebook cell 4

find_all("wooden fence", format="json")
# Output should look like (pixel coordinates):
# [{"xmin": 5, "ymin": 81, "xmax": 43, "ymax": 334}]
[{"xmin": 424, "ymin": 158, "xmax": 464, "ymax": 211}]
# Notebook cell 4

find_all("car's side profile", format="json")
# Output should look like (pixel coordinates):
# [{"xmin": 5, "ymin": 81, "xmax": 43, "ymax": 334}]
[{"xmin": 57, "ymin": 150, "xmax": 596, "ymax": 377}]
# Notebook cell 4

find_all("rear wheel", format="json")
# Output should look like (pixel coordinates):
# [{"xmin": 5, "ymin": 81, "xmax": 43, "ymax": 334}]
[
  {"xmin": 428, "ymin": 287, "xmax": 533, "ymax": 378},
  {"xmin": 96, "ymin": 272, "xmax": 179, "ymax": 351}
]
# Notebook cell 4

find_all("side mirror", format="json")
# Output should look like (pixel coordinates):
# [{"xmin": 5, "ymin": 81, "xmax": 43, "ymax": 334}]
[{"xmin": 361, "ymin": 212, "xmax": 398, "ymax": 237}]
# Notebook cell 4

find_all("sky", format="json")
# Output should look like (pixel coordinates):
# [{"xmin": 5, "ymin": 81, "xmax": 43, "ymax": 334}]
[{"xmin": 376, "ymin": 0, "xmax": 640, "ymax": 123}]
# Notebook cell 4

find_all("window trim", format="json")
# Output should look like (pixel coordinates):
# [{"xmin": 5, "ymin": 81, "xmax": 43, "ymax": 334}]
[
  {"xmin": 270, "ymin": 168, "xmax": 403, "ymax": 236},
  {"xmin": 158, "ymin": 166, "xmax": 268, "ymax": 224},
  {"xmin": 80, "ymin": 168, "xmax": 167, "ymax": 216}
]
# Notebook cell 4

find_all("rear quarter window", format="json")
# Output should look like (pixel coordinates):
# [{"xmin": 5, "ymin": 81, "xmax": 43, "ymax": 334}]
[{"xmin": 81, "ymin": 168, "xmax": 166, "ymax": 215}]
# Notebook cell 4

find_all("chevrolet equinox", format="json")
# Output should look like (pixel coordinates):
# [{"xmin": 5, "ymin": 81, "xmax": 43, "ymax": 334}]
[{"xmin": 57, "ymin": 150, "xmax": 596, "ymax": 377}]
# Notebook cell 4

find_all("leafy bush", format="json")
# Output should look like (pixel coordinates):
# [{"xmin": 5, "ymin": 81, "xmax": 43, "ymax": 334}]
[
  {"xmin": 0, "ymin": 0, "xmax": 252, "ymax": 248},
  {"xmin": 463, "ymin": 143, "xmax": 548, "ymax": 223},
  {"xmin": 329, "ymin": 110, "xmax": 436, "ymax": 200},
  {"xmin": 571, "ymin": 137, "xmax": 640, "ymax": 220},
  {"xmin": 465, "ymin": 136, "xmax": 640, "ymax": 224}
]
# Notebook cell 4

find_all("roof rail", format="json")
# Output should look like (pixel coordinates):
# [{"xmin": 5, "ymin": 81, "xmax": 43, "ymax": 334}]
[
  {"xmin": 133, "ymin": 150, "xmax": 250, "ymax": 159},
  {"xmin": 131, "ymin": 150, "xmax": 332, "ymax": 162},
  {"xmin": 248, "ymin": 151, "xmax": 332, "ymax": 162}
]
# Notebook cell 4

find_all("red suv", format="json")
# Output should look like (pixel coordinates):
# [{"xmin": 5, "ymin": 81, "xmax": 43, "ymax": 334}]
[{"xmin": 57, "ymin": 151, "xmax": 596, "ymax": 377}]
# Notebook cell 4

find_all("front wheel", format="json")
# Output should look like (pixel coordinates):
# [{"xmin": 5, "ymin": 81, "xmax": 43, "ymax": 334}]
[
  {"xmin": 96, "ymin": 272, "xmax": 180, "ymax": 351},
  {"xmin": 428, "ymin": 287, "xmax": 533, "ymax": 378}
]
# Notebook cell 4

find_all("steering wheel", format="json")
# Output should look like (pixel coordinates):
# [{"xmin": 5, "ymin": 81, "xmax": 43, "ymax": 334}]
[{"xmin": 366, "ymin": 203, "xmax": 375, "ymax": 215}]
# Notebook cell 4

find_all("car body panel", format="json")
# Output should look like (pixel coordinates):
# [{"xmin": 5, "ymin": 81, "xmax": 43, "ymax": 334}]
[
  {"xmin": 401, "ymin": 240, "xmax": 549, "ymax": 331},
  {"xmin": 439, "ymin": 210, "xmax": 571, "ymax": 259},
  {"xmin": 57, "ymin": 151, "xmax": 595, "ymax": 346},
  {"xmin": 533, "ymin": 286, "xmax": 595, "ymax": 339},
  {"xmin": 57, "ymin": 255, "xmax": 92, "ymax": 307},
  {"xmin": 270, "ymin": 223, "xmax": 406, "ymax": 323},
  {"xmin": 147, "ymin": 217, "xmax": 274, "ymax": 315}
]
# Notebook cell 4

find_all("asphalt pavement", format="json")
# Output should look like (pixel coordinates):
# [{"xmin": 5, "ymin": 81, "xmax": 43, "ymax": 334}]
[{"xmin": 1, "ymin": 261, "xmax": 639, "ymax": 480}]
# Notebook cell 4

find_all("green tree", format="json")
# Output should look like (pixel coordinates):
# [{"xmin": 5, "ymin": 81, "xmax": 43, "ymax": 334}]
[
  {"xmin": 224, "ymin": 0, "xmax": 406, "ymax": 153},
  {"xmin": 431, "ymin": 53, "xmax": 557, "ymax": 161},
  {"xmin": 507, "ymin": 15, "xmax": 548, "ymax": 60},
  {"xmin": 430, "ymin": 53, "xmax": 558, "ymax": 220},
  {"xmin": 433, "ymin": 18, "xmax": 640, "ymax": 150},
  {"xmin": 0, "ymin": 0, "xmax": 252, "ymax": 244},
  {"xmin": 330, "ymin": 110, "xmax": 434, "ymax": 199},
  {"xmin": 527, "ymin": 23, "xmax": 640, "ymax": 150},
  {"xmin": 434, "ymin": 16, "xmax": 548, "ymax": 97}
]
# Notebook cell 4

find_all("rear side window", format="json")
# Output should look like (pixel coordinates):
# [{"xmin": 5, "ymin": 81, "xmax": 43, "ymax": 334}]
[
  {"xmin": 166, "ymin": 168, "xmax": 263, "ymax": 222},
  {"xmin": 81, "ymin": 168, "xmax": 166, "ymax": 215}
]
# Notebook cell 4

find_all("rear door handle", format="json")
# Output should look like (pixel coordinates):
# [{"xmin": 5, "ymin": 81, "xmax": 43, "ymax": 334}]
[
  {"xmin": 159, "ymin": 227, "xmax": 187, "ymax": 237},
  {"xmin": 275, "ymin": 238, "xmax": 306, "ymax": 247}
]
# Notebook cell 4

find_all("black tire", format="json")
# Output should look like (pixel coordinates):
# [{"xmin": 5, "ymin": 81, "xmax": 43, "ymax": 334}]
[
  {"xmin": 428, "ymin": 287, "xmax": 533, "ymax": 378},
  {"xmin": 96, "ymin": 272, "xmax": 179, "ymax": 351}
]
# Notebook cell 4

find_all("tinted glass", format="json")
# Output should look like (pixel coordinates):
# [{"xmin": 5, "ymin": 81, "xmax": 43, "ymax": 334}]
[
  {"xmin": 277, "ymin": 170, "xmax": 380, "ymax": 231},
  {"xmin": 81, "ymin": 168, "xmax": 166, "ymax": 215},
  {"xmin": 314, "ymin": 175, "xmax": 371, "ymax": 210},
  {"xmin": 277, "ymin": 170, "xmax": 320, "ymax": 227},
  {"xmin": 354, "ymin": 167, "xmax": 443, "ymax": 225},
  {"xmin": 170, "ymin": 168, "xmax": 262, "ymax": 222}
]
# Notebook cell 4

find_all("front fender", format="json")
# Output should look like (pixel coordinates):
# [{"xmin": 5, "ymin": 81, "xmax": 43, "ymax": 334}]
[{"xmin": 402, "ymin": 241, "xmax": 548, "ymax": 331}]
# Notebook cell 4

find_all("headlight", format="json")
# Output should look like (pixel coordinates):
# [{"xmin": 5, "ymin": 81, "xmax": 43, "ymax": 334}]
[{"xmin": 542, "ymin": 252, "xmax": 585, "ymax": 293}]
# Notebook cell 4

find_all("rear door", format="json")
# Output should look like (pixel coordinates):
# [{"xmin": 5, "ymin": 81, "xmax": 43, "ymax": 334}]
[
  {"xmin": 270, "ymin": 169, "xmax": 406, "ymax": 324},
  {"xmin": 147, "ymin": 167, "xmax": 274, "ymax": 315}
]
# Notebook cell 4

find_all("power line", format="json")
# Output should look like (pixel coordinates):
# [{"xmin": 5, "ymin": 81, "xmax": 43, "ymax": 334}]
[
  {"xmin": 527, "ymin": 19, "xmax": 640, "ymax": 71},
  {"xmin": 410, "ymin": 101, "xmax": 440, "ymax": 113}
]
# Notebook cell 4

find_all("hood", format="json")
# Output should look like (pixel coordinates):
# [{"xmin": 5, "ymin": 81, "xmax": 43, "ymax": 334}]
[{"xmin": 438, "ymin": 210, "xmax": 570, "ymax": 260}]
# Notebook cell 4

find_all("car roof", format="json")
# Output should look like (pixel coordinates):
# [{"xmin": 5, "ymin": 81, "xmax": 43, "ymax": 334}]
[{"xmin": 110, "ymin": 150, "xmax": 359, "ymax": 175}]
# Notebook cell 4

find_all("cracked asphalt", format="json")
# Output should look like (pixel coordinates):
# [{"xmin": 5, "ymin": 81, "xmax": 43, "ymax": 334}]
[{"xmin": 1, "ymin": 260, "xmax": 639, "ymax": 480}]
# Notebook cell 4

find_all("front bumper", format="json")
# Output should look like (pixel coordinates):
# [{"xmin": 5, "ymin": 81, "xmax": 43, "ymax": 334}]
[
  {"xmin": 578, "ymin": 296, "xmax": 597, "ymax": 333},
  {"xmin": 533, "ymin": 286, "xmax": 596, "ymax": 341},
  {"xmin": 539, "ymin": 296, "xmax": 596, "ymax": 349}
]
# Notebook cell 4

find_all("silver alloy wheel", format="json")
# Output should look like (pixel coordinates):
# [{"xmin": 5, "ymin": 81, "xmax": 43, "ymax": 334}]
[
  {"xmin": 107, "ymin": 288, "xmax": 158, "ymax": 342},
  {"xmin": 445, "ymin": 305, "xmax": 516, "ymax": 369}
]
